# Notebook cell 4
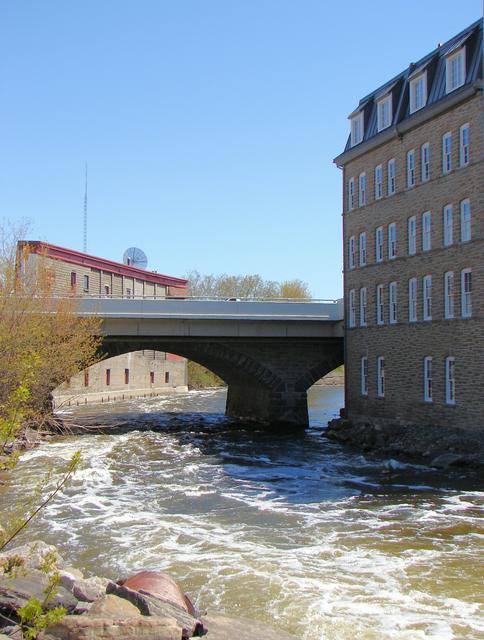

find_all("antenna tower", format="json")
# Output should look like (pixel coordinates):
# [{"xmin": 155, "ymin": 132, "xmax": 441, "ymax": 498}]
[{"xmin": 83, "ymin": 163, "xmax": 88, "ymax": 253}]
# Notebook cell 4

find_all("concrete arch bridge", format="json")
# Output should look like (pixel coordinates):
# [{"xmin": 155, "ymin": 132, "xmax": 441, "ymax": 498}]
[{"xmin": 77, "ymin": 298, "xmax": 344, "ymax": 428}]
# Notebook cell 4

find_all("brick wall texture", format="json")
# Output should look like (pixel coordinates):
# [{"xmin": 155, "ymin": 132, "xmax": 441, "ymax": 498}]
[{"xmin": 341, "ymin": 92, "xmax": 483, "ymax": 431}]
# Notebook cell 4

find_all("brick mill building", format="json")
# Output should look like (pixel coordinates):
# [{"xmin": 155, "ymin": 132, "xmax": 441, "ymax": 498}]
[
  {"xmin": 18, "ymin": 241, "xmax": 189, "ymax": 405},
  {"xmin": 334, "ymin": 19, "xmax": 483, "ymax": 433}
]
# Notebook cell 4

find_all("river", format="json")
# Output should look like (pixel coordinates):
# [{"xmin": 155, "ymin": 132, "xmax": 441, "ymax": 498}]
[{"xmin": 2, "ymin": 386, "xmax": 483, "ymax": 639}]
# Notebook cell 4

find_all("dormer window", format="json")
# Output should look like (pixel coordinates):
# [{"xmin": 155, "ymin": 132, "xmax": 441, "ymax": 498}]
[
  {"xmin": 377, "ymin": 94, "xmax": 392, "ymax": 131},
  {"xmin": 446, "ymin": 48, "xmax": 465, "ymax": 93},
  {"xmin": 409, "ymin": 72, "xmax": 427, "ymax": 113},
  {"xmin": 351, "ymin": 112, "xmax": 364, "ymax": 146}
]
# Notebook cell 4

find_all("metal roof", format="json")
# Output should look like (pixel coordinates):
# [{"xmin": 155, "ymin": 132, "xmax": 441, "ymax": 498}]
[{"xmin": 341, "ymin": 18, "xmax": 483, "ymax": 154}]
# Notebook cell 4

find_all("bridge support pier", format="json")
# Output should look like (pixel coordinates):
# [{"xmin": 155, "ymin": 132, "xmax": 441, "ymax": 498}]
[{"xmin": 226, "ymin": 384, "xmax": 309, "ymax": 428}]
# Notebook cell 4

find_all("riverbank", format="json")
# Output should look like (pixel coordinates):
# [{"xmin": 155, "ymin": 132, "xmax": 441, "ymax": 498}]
[
  {"xmin": 0, "ymin": 541, "xmax": 299, "ymax": 639},
  {"xmin": 326, "ymin": 416, "xmax": 484, "ymax": 471}
]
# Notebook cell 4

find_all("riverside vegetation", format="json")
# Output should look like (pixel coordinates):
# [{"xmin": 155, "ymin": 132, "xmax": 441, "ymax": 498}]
[{"xmin": 0, "ymin": 227, "xmax": 102, "ymax": 638}]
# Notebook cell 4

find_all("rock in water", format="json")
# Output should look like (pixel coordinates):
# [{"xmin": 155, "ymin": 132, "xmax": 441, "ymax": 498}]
[
  {"xmin": 201, "ymin": 614, "xmax": 301, "ymax": 639},
  {"xmin": 120, "ymin": 571, "xmax": 196, "ymax": 615}
]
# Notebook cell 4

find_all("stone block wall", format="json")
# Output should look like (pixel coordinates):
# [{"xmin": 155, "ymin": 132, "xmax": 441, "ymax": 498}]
[{"xmin": 342, "ymin": 92, "xmax": 483, "ymax": 431}]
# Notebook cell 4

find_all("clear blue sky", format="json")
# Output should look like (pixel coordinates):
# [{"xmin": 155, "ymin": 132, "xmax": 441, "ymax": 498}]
[{"xmin": 1, "ymin": 1, "xmax": 481, "ymax": 298}]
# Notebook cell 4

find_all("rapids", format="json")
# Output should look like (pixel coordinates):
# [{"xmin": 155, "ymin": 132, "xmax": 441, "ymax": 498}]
[{"xmin": 2, "ymin": 386, "xmax": 483, "ymax": 639}]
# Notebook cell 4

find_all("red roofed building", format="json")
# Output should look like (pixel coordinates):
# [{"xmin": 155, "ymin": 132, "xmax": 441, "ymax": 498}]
[{"xmin": 18, "ymin": 241, "xmax": 189, "ymax": 406}]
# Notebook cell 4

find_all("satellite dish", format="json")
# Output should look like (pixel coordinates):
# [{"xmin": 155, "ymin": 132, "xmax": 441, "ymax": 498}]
[{"xmin": 123, "ymin": 247, "xmax": 148, "ymax": 269}]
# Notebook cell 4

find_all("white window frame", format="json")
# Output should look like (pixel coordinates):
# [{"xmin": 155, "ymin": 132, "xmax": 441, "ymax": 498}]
[
  {"xmin": 443, "ymin": 204, "xmax": 453, "ymax": 247},
  {"xmin": 442, "ymin": 132, "xmax": 452, "ymax": 174},
  {"xmin": 406, "ymin": 149, "xmax": 415, "ymax": 188},
  {"xmin": 359, "ymin": 287, "xmax": 367, "ymax": 327},
  {"xmin": 388, "ymin": 222, "xmax": 397, "ymax": 260},
  {"xmin": 409, "ymin": 72, "xmax": 427, "ymax": 113},
  {"xmin": 445, "ymin": 48, "xmax": 465, "ymax": 94},
  {"xmin": 421, "ymin": 142, "xmax": 430, "ymax": 182},
  {"xmin": 348, "ymin": 289, "xmax": 356, "ymax": 327},
  {"xmin": 461, "ymin": 269, "xmax": 472, "ymax": 318},
  {"xmin": 444, "ymin": 271, "xmax": 454, "ymax": 319},
  {"xmin": 445, "ymin": 357, "xmax": 456, "ymax": 405},
  {"xmin": 348, "ymin": 177, "xmax": 355, "ymax": 212},
  {"xmin": 351, "ymin": 113, "xmax": 364, "ymax": 146},
  {"xmin": 359, "ymin": 232, "xmax": 367, "ymax": 267},
  {"xmin": 423, "ymin": 356, "xmax": 433, "ymax": 403},
  {"xmin": 387, "ymin": 159, "xmax": 396, "ymax": 195},
  {"xmin": 423, "ymin": 275, "xmax": 432, "ymax": 321},
  {"xmin": 377, "ymin": 94, "xmax": 392, "ymax": 132},
  {"xmin": 375, "ymin": 165, "xmax": 383, "ymax": 199},
  {"xmin": 408, "ymin": 278, "xmax": 417, "ymax": 323},
  {"xmin": 376, "ymin": 284, "xmax": 384, "ymax": 325},
  {"xmin": 348, "ymin": 235, "xmax": 356, "ymax": 270},
  {"xmin": 375, "ymin": 226, "xmax": 384, "ymax": 263},
  {"xmin": 389, "ymin": 281, "xmax": 397, "ymax": 324},
  {"xmin": 361, "ymin": 356, "xmax": 368, "ymax": 396},
  {"xmin": 460, "ymin": 199, "xmax": 471, "ymax": 242},
  {"xmin": 422, "ymin": 211, "xmax": 431, "ymax": 252},
  {"xmin": 358, "ymin": 172, "xmax": 366, "ymax": 207},
  {"xmin": 377, "ymin": 356, "xmax": 385, "ymax": 398},
  {"xmin": 459, "ymin": 123, "xmax": 470, "ymax": 167},
  {"xmin": 408, "ymin": 215, "xmax": 416, "ymax": 256}
]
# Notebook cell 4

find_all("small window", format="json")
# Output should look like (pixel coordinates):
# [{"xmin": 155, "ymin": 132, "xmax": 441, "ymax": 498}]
[
  {"xmin": 105, "ymin": 369, "xmax": 111, "ymax": 386},
  {"xmin": 377, "ymin": 94, "xmax": 392, "ymax": 131},
  {"xmin": 387, "ymin": 159, "xmax": 396, "ymax": 195},
  {"xmin": 358, "ymin": 172, "xmax": 366, "ymax": 207},
  {"xmin": 408, "ymin": 278, "xmax": 417, "ymax": 323},
  {"xmin": 442, "ymin": 132, "xmax": 452, "ymax": 174},
  {"xmin": 377, "ymin": 356, "xmax": 385, "ymax": 398},
  {"xmin": 359, "ymin": 288, "xmax": 367, "ymax": 327},
  {"xmin": 444, "ymin": 271, "xmax": 454, "ymax": 319},
  {"xmin": 408, "ymin": 216, "xmax": 417, "ymax": 255},
  {"xmin": 124, "ymin": 368, "xmax": 129, "ymax": 384},
  {"xmin": 445, "ymin": 48, "xmax": 465, "ymax": 94},
  {"xmin": 359, "ymin": 232, "xmax": 367, "ymax": 267},
  {"xmin": 423, "ymin": 357, "xmax": 433, "ymax": 403},
  {"xmin": 375, "ymin": 226, "xmax": 384, "ymax": 263},
  {"xmin": 83, "ymin": 274, "xmax": 89, "ymax": 292},
  {"xmin": 374, "ymin": 165, "xmax": 383, "ymax": 199},
  {"xmin": 376, "ymin": 284, "xmax": 384, "ymax": 325},
  {"xmin": 361, "ymin": 357, "xmax": 368, "ymax": 396},
  {"xmin": 388, "ymin": 222, "xmax": 397, "ymax": 259},
  {"xmin": 348, "ymin": 289, "xmax": 356, "ymax": 328},
  {"xmin": 459, "ymin": 123, "xmax": 470, "ymax": 167},
  {"xmin": 443, "ymin": 205, "xmax": 453, "ymax": 247},
  {"xmin": 348, "ymin": 177, "xmax": 355, "ymax": 211},
  {"xmin": 460, "ymin": 199, "xmax": 471, "ymax": 242},
  {"xmin": 409, "ymin": 73, "xmax": 427, "ymax": 113},
  {"xmin": 422, "ymin": 211, "xmax": 431, "ymax": 252},
  {"xmin": 423, "ymin": 275, "xmax": 432, "ymax": 321},
  {"xmin": 389, "ymin": 282, "xmax": 397, "ymax": 324},
  {"xmin": 84, "ymin": 370, "xmax": 89, "ymax": 387},
  {"xmin": 351, "ymin": 113, "xmax": 364, "ymax": 147},
  {"xmin": 406, "ymin": 149, "xmax": 415, "ymax": 188},
  {"xmin": 70, "ymin": 272, "xmax": 77, "ymax": 289},
  {"xmin": 104, "ymin": 285, "xmax": 110, "ymax": 296},
  {"xmin": 126, "ymin": 287, "xmax": 132, "ymax": 298},
  {"xmin": 461, "ymin": 269, "xmax": 472, "ymax": 318},
  {"xmin": 421, "ymin": 142, "xmax": 430, "ymax": 182},
  {"xmin": 348, "ymin": 236, "xmax": 356, "ymax": 270},
  {"xmin": 445, "ymin": 357, "xmax": 456, "ymax": 405},
  {"xmin": 165, "ymin": 371, "xmax": 170, "ymax": 384},
  {"xmin": 150, "ymin": 371, "xmax": 155, "ymax": 384}
]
